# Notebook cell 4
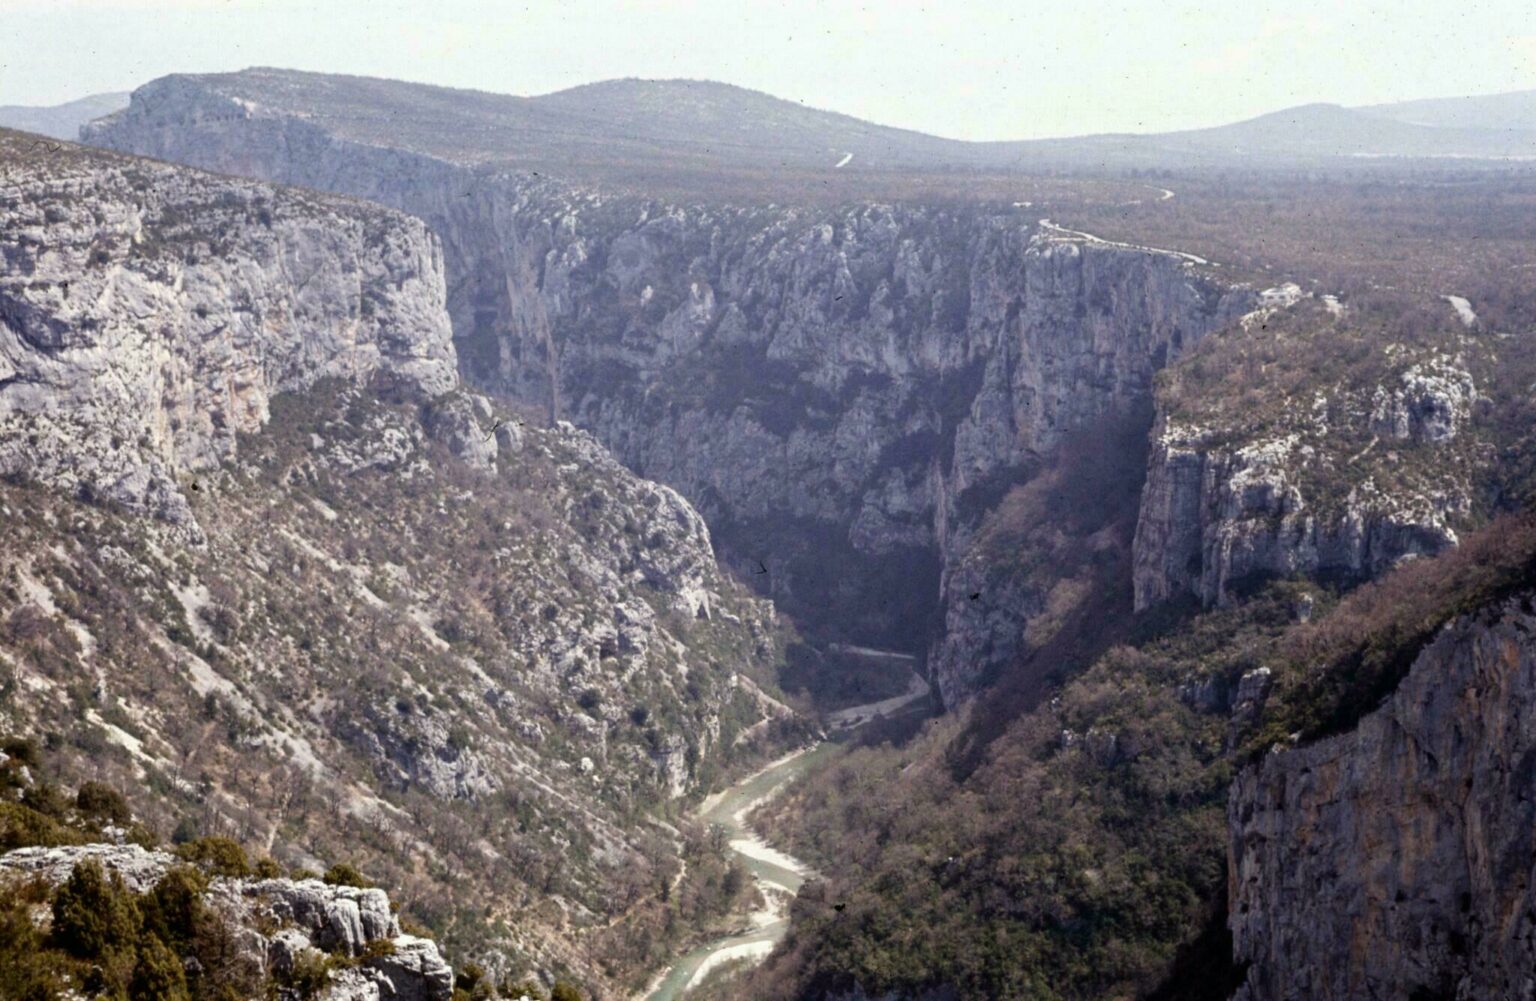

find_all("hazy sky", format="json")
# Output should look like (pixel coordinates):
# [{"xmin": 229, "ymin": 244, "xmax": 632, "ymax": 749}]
[{"xmin": 4, "ymin": 0, "xmax": 1536, "ymax": 140}]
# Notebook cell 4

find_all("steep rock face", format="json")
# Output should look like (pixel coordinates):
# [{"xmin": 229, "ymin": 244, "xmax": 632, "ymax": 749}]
[
  {"xmin": 87, "ymin": 82, "xmax": 1252, "ymax": 701},
  {"xmin": 1133, "ymin": 316, "xmax": 1486, "ymax": 611},
  {"xmin": 1227, "ymin": 592, "xmax": 1536, "ymax": 1001},
  {"xmin": 0, "ymin": 134, "xmax": 796, "ymax": 993},
  {"xmin": 1132, "ymin": 417, "xmax": 1465, "ymax": 610},
  {"xmin": 0, "ymin": 130, "xmax": 455, "ymax": 531}
]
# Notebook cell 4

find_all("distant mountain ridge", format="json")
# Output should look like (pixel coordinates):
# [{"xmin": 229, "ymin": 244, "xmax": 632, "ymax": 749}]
[
  {"xmin": 1359, "ymin": 88, "xmax": 1536, "ymax": 132},
  {"xmin": 84, "ymin": 68, "xmax": 981, "ymax": 174},
  {"xmin": 72, "ymin": 68, "xmax": 1536, "ymax": 181}
]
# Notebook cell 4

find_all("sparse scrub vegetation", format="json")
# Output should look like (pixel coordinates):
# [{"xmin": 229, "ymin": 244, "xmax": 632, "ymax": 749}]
[{"xmin": 0, "ymin": 376, "xmax": 797, "ymax": 994}]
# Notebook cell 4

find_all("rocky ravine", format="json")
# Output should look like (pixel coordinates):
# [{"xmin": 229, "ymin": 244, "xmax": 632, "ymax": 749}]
[
  {"xmin": 85, "ymin": 70, "xmax": 1262, "ymax": 704},
  {"xmin": 1228, "ymin": 590, "xmax": 1536, "ymax": 1001},
  {"xmin": 0, "ymin": 132, "xmax": 796, "ymax": 992},
  {"xmin": 84, "ymin": 70, "xmax": 1504, "ymax": 709}
]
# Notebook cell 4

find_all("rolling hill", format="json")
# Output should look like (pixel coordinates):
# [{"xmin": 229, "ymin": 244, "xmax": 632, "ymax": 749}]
[{"xmin": 0, "ymin": 91, "xmax": 129, "ymax": 141}]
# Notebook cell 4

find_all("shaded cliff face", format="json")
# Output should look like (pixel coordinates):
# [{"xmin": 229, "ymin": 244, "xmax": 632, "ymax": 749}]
[
  {"xmin": 1228, "ymin": 591, "xmax": 1536, "ymax": 1001},
  {"xmin": 0, "ymin": 134, "xmax": 797, "ymax": 994},
  {"xmin": 86, "ymin": 77, "xmax": 1251, "ymax": 702}
]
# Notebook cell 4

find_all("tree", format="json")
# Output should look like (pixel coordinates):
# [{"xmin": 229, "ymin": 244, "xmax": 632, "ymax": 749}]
[
  {"xmin": 51, "ymin": 858, "xmax": 141, "ymax": 960},
  {"xmin": 76, "ymin": 782, "xmax": 132, "ymax": 824},
  {"xmin": 174, "ymin": 836, "xmax": 250, "ymax": 877},
  {"xmin": 141, "ymin": 865, "xmax": 208, "ymax": 949},
  {"xmin": 322, "ymin": 862, "xmax": 371, "ymax": 888},
  {"xmin": 129, "ymin": 935, "xmax": 189, "ymax": 1001},
  {"xmin": 0, "ymin": 882, "xmax": 62, "ymax": 1001}
]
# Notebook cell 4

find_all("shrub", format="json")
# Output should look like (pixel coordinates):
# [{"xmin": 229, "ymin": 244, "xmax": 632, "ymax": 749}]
[
  {"xmin": 52, "ymin": 858, "xmax": 141, "ymax": 960},
  {"xmin": 170, "ymin": 816, "xmax": 199, "ymax": 845},
  {"xmin": 20, "ymin": 782, "xmax": 69, "ymax": 819},
  {"xmin": 1, "ymin": 735, "xmax": 41, "ymax": 768},
  {"xmin": 281, "ymin": 947, "xmax": 332, "ymax": 999},
  {"xmin": 502, "ymin": 980, "xmax": 547, "ymax": 1001},
  {"xmin": 455, "ymin": 961, "xmax": 488, "ymax": 994},
  {"xmin": 361, "ymin": 938, "xmax": 397, "ymax": 960},
  {"xmin": 174, "ymin": 836, "xmax": 251, "ymax": 877},
  {"xmin": 129, "ymin": 934, "xmax": 189, "ymax": 1001},
  {"xmin": 76, "ymin": 782, "xmax": 132, "ymax": 824},
  {"xmin": 0, "ymin": 801, "xmax": 80, "ymax": 851},
  {"xmin": 253, "ymin": 856, "xmax": 284, "ymax": 879},
  {"xmin": 141, "ymin": 865, "xmax": 208, "ymax": 948},
  {"xmin": 322, "ymin": 862, "xmax": 371, "ymax": 888},
  {"xmin": 550, "ymin": 981, "xmax": 584, "ymax": 1001}
]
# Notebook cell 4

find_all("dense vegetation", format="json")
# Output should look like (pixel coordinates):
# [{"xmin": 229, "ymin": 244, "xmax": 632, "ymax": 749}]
[{"xmin": 738, "ymin": 506, "xmax": 1536, "ymax": 1000}]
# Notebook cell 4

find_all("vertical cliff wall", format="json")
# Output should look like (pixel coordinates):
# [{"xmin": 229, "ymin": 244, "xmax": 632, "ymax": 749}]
[
  {"xmin": 0, "ymin": 129, "xmax": 456, "ymax": 530},
  {"xmin": 86, "ymin": 76, "xmax": 1254, "ymax": 702},
  {"xmin": 1228, "ymin": 591, "xmax": 1536, "ymax": 1001}
]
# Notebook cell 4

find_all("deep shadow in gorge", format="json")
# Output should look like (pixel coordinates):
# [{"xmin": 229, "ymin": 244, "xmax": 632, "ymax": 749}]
[{"xmin": 943, "ymin": 401, "xmax": 1157, "ymax": 774}]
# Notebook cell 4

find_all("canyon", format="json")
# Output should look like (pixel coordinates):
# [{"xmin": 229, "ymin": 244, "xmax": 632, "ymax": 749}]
[
  {"xmin": 85, "ymin": 70, "xmax": 1259, "ymax": 705},
  {"xmin": 2, "ymin": 64, "xmax": 1534, "ymax": 1001}
]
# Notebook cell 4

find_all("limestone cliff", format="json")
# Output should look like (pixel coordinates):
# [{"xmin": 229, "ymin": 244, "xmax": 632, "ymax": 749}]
[
  {"xmin": 1228, "ymin": 589, "xmax": 1536, "ymax": 1001},
  {"xmin": 1133, "ymin": 299, "xmax": 1489, "ymax": 611},
  {"xmin": 0, "ymin": 129, "xmax": 455, "ymax": 532},
  {"xmin": 84, "ymin": 71, "xmax": 1255, "ymax": 704}
]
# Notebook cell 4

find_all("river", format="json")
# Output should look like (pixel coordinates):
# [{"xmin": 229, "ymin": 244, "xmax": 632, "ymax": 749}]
[{"xmin": 640, "ymin": 664, "xmax": 931, "ymax": 1000}]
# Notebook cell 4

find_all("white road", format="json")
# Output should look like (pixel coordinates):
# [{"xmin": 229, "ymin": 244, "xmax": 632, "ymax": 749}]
[{"xmin": 1037, "ymin": 218, "xmax": 1214, "ymax": 267}]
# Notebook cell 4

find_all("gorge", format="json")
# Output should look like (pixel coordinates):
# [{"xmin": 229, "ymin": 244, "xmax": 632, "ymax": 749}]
[{"xmin": 3, "ymin": 59, "xmax": 1536, "ymax": 1001}]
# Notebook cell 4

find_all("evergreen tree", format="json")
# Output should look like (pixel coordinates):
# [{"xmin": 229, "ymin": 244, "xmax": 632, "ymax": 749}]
[
  {"xmin": 51, "ymin": 858, "xmax": 141, "ymax": 959},
  {"xmin": 129, "ymin": 935, "xmax": 190, "ymax": 1001}
]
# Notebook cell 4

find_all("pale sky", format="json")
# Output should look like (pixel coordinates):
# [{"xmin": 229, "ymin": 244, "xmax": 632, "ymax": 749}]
[{"xmin": 3, "ymin": 0, "xmax": 1536, "ymax": 140}]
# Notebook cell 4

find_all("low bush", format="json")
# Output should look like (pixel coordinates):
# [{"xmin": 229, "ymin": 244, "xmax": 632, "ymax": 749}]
[
  {"xmin": 174, "ymin": 836, "xmax": 251, "ymax": 877},
  {"xmin": 322, "ymin": 862, "xmax": 371, "ymax": 888}
]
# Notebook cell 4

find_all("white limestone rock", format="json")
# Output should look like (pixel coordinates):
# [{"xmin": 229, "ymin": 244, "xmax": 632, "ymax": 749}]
[{"xmin": 0, "ymin": 133, "xmax": 457, "ymax": 533}]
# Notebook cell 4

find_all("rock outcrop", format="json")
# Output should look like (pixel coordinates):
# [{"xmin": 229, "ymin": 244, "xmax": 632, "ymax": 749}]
[
  {"xmin": 1227, "ymin": 591, "xmax": 1536, "ymax": 1001},
  {"xmin": 1133, "ymin": 322, "xmax": 1485, "ymax": 611},
  {"xmin": 0, "ymin": 843, "xmax": 454, "ymax": 1001},
  {"xmin": 1132, "ymin": 417, "xmax": 1465, "ymax": 609}
]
